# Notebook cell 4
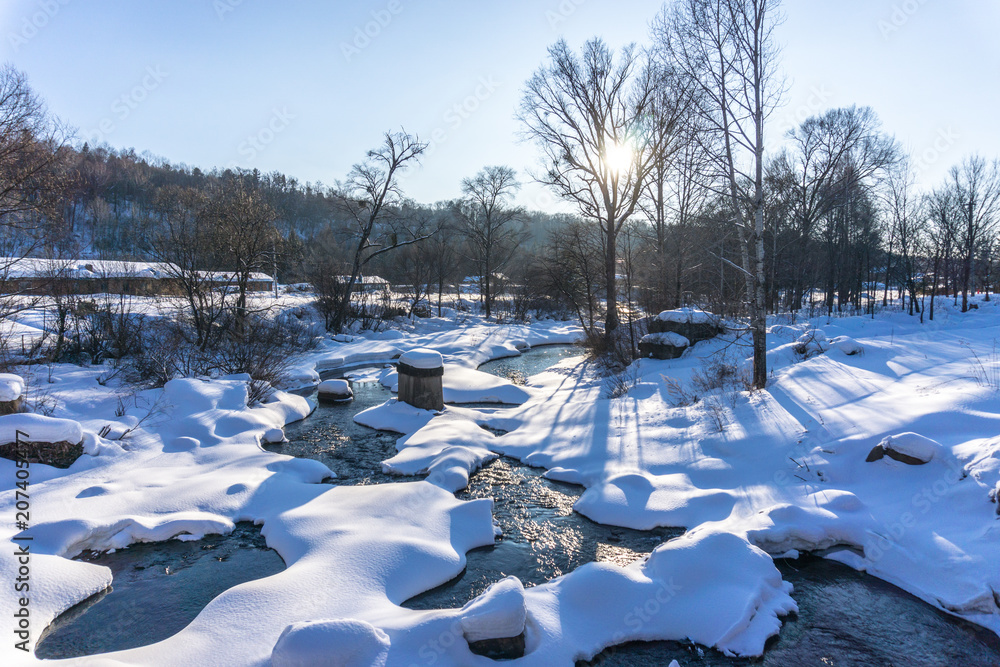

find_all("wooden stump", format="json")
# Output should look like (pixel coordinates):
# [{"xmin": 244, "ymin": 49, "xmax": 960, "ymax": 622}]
[{"xmin": 398, "ymin": 349, "xmax": 444, "ymax": 411}]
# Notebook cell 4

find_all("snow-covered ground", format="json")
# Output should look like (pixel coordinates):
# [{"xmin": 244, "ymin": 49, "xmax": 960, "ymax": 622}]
[{"xmin": 1, "ymin": 298, "xmax": 998, "ymax": 665}]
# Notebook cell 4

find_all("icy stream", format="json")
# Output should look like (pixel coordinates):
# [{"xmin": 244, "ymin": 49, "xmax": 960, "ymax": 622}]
[{"xmin": 32, "ymin": 345, "xmax": 1000, "ymax": 663}]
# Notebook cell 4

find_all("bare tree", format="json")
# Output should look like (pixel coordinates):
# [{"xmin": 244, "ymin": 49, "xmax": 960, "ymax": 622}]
[
  {"xmin": 946, "ymin": 155, "xmax": 1000, "ymax": 312},
  {"xmin": 331, "ymin": 130, "xmax": 429, "ymax": 332},
  {"xmin": 203, "ymin": 176, "xmax": 280, "ymax": 331},
  {"xmin": 883, "ymin": 158, "xmax": 926, "ymax": 316},
  {"xmin": 147, "ymin": 186, "xmax": 230, "ymax": 350},
  {"xmin": 0, "ymin": 66, "xmax": 70, "ymax": 321},
  {"xmin": 455, "ymin": 166, "xmax": 526, "ymax": 319},
  {"xmin": 659, "ymin": 0, "xmax": 784, "ymax": 389},
  {"xmin": 542, "ymin": 218, "xmax": 606, "ymax": 336},
  {"xmin": 770, "ymin": 106, "xmax": 899, "ymax": 310},
  {"xmin": 519, "ymin": 39, "xmax": 678, "ymax": 344}
]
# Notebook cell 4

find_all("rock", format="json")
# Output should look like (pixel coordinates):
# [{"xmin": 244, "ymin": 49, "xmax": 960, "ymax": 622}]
[
  {"xmin": 882, "ymin": 432, "xmax": 940, "ymax": 464},
  {"xmin": 317, "ymin": 379, "xmax": 353, "ymax": 403},
  {"xmin": 271, "ymin": 618, "xmax": 390, "ymax": 667},
  {"xmin": 830, "ymin": 335, "xmax": 864, "ymax": 356},
  {"xmin": 865, "ymin": 444, "xmax": 887, "ymax": 462},
  {"xmin": 639, "ymin": 332, "xmax": 691, "ymax": 360},
  {"xmin": 0, "ymin": 440, "xmax": 83, "ymax": 468},
  {"xmin": 468, "ymin": 634, "xmax": 526, "ymax": 660},
  {"xmin": 649, "ymin": 308, "xmax": 723, "ymax": 345},
  {"xmin": 0, "ymin": 414, "xmax": 85, "ymax": 467},
  {"xmin": 263, "ymin": 427, "xmax": 286, "ymax": 444},
  {"xmin": 866, "ymin": 433, "xmax": 941, "ymax": 465},
  {"xmin": 0, "ymin": 373, "xmax": 25, "ymax": 415}
]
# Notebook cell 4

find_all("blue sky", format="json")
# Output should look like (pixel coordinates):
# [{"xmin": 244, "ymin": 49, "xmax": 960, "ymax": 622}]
[{"xmin": 3, "ymin": 0, "xmax": 997, "ymax": 211}]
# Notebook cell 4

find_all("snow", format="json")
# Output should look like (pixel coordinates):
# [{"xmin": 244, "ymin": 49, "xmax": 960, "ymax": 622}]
[
  {"xmin": 830, "ymin": 335, "xmax": 864, "ymax": 355},
  {"xmin": 656, "ymin": 307, "xmax": 716, "ymax": 324},
  {"xmin": 0, "ymin": 373, "xmax": 25, "ymax": 402},
  {"xmin": 3, "ymin": 298, "xmax": 1000, "ymax": 664},
  {"xmin": 399, "ymin": 347, "xmax": 444, "ymax": 369},
  {"xmin": 459, "ymin": 576, "xmax": 526, "ymax": 642},
  {"xmin": 379, "ymin": 364, "xmax": 531, "ymax": 404},
  {"xmin": 317, "ymin": 379, "xmax": 352, "ymax": 399},
  {"xmin": 880, "ymin": 432, "xmax": 943, "ymax": 463},
  {"xmin": 263, "ymin": 427, "xmax": 286, "ymax": 444},
  {"xmin": 0, "ymin": 413, "xmax": 83, "ymax": 445},
  {"xmin": 641, "ymin": 332, "xmax": 691, "ymax": 348},
  {"xmin": 522, "ymin": 531, "xmax": 796, "ymax": 661},
  {"xmin": 271, "ymin": 619, "xmax": 391, "ymax": 667}
]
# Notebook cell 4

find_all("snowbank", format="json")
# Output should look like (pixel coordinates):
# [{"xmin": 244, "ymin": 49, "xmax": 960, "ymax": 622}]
[
  {"xmin": 271, "ymin": 619, "xmax": 390, "ymax": 667},
  {"xmin": 459, "ymin": 576, "xmax": 526, "ymax": 642},
  {"xmin": 0, "ymin": 373, "xmax": 24, "ymax": 402}
]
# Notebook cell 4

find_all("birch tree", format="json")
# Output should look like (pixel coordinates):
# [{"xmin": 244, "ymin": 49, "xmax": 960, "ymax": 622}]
[{"xmin": 658, "ymin": 0, "xmax": 784, "ymax": 389}]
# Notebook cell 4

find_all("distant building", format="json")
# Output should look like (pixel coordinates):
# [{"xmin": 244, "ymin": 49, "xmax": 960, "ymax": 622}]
[
  {"xmin": 334, "ymin": 275, "xmax": 390, "ymax": 295},
  {"xmin": 0, "ymin": 258, "xmax": 275, "ymax": 296}
]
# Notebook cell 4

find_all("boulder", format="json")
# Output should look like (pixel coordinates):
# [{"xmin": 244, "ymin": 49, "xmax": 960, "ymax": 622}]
[
  {"xmin": 317, "ymin": 379, "xmax": 353, "ymax": 403},
  {"xmin": 639, "ymin": 332, "xmax": 691, "ymax": 360},
  {"xmin": 866, "ymin": 433, "xmax": 942, "ymax": 465},
  {"xmin": 649, "ymin": 308, "xmax": 723, "ymax": 345},
  {"xmin": 0, "ymin": 373, "xmax": 25, "ymax": 415},
  {"xmin": 0, "ymin": 413, "xmax": 85, "ymax": 468}
]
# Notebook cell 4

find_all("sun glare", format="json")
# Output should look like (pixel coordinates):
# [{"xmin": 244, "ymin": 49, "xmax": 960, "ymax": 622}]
[{"xmin": 604, "ymin": 141, "xmax": 634, "ymax": 174}]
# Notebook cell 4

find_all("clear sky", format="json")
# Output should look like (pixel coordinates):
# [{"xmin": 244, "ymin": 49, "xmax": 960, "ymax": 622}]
[{"xmin": 3, "ymin": 0, "xmax": 997, "ymax": 212}]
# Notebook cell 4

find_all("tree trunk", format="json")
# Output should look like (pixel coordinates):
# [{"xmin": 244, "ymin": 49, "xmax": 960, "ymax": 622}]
[{"xmin": 604, "ymin": 220, "xmax": 619, "ymax": 341}]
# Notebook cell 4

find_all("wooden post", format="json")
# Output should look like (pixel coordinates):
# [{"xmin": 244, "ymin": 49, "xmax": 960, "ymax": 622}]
[{"xmin": 397, "ymin": 349, "xmax": 444, "ymax": 411}]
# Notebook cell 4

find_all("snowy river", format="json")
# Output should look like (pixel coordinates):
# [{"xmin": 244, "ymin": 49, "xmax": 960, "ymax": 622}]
[{"xmin": 34, "ymin": 346, "xmax": 1000, "ymax": 664}]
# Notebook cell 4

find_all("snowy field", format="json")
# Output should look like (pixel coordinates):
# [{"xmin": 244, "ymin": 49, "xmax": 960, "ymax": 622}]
[{"xmin": 1, "ymin": 298, "xmax": 999, "ymax": 665}]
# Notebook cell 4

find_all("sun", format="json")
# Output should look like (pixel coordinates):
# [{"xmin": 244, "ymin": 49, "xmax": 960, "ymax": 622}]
[{"xmin": 604, "ymin": 141, "xmax": 634, "ymax": 174}]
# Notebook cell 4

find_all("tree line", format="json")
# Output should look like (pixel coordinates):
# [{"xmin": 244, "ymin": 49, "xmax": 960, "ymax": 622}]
[{"xmin": 1, "ymin": 0, "xmax": 998, "ymax": 391}]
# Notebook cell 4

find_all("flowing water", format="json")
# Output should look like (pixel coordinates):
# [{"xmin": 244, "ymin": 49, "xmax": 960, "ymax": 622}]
[
  {"xmin": 34, "ymin": 344, "xmax": 1000, "ymax": 664},
  {"xmin": 35, "ymin": 523, "xmax": 284, "ymax": 659}
]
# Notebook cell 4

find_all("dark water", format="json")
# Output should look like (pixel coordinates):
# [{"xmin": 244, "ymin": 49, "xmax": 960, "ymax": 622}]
[
  {"xmin": 276, "ymin": 379, "xmax": 405, "ymax": 486},
  {"xmin": 35, "ymin": 523, "xmax": 285, "ymax": 659},
  {"xmin": 477, "ymin": 344, "xmax": 582, "ymax": 385}
]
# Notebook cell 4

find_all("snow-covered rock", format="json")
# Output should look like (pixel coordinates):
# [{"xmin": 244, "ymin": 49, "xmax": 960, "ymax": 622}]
[
  {"xmin": 263, "ymin": 427, "xmax": 286, "ymax": 444},
  {"xmin": 0, "ymin": 373, "xmax": 25, "ymax": 402},
  {"xmin": 870, "ymin": 432, "xmax": 942, "ymax": 464},
  {"xmin": 830, "ymin": 335, "xmax": 864, "ymax": 356},
  {"xmin": 656, "ymin": 307, "xmax": 715, "ymax": 324},
  {"xmin": 317, "ymin": 379, "xmax": 353, "ymax": 402},
  {"xmin": 271, "ymin": 618, "xmax": 390, "ymax": 667},
  {"xmin": 0, "ymin": 413, "xmax": 83, "ymax": 445},
  {"xmin": 641, "ymin": 332, "xmax": 691, "ymax": 348},
  {"xmin": 460, "ymin": 576, "xmax": 526, "ymax": 643}
]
